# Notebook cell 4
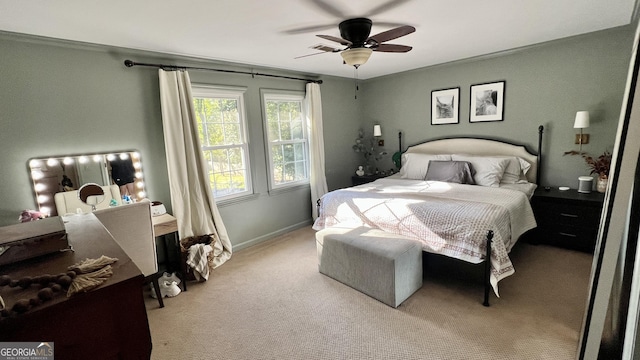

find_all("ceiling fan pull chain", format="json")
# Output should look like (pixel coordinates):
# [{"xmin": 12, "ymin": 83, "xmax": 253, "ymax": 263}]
[{"xmin": 354, "ymin": 67, "xmax": 359, "ymax": 99}]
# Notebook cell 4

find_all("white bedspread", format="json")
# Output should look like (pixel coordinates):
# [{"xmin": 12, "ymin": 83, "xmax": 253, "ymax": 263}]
[{"xmin": 312, "ymin": 178, "xmax": 538, "ymax": 296}]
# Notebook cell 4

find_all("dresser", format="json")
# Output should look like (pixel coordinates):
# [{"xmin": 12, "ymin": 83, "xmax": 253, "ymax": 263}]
[
  {"xmin": 529, "ymin": 187, "xmax": 605, "ymax": 253},
  {"xmin": 0, "ymin": 214, "xmax": 152, "ymax": 359}
]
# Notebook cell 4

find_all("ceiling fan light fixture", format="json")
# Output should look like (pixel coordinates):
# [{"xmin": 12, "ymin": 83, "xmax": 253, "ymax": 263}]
[{"xmin": 341, "ymin": 48, "xmax": 373, "ymax": 68}]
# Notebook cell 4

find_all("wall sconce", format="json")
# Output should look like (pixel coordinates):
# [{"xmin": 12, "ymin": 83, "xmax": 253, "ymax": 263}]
[
  {"xmin": 574, "ymin": 111, "xmax": 590, "ymax": 152},
  {"xmin": 373, "ymin": 125, "xmax": 383, "ymax": 146}
]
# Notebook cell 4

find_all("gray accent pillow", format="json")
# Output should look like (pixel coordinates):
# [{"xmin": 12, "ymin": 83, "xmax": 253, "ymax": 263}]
[{"xmin": 424, "ymin": 161, "xmax": 476, "ymax": 185}]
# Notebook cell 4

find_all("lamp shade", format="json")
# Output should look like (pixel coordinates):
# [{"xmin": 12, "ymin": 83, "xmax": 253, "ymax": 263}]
[
  {"xmin": 373, "ymin": 125, "xmax": 382, "ymax": 137},
  {"xmin": 574, "ymin": 111, "xmax": 590, "ymax": 129},
  {"xmin": 341, "ymin": 48, "xmax": 373, "ymax": 68}
]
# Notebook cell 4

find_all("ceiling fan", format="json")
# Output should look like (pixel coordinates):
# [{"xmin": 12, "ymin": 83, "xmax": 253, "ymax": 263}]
[{"xmin": 299, "ymin": 17, "xmax": 415, "ymax": 68}]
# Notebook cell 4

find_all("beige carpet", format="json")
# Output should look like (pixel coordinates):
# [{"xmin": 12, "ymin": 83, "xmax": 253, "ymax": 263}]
[{"xmin": 145, "ymin": 226, "xmax": 593, "ymax": 360}]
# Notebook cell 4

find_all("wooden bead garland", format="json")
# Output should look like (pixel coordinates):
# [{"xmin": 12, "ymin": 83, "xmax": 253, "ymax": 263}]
[
  {"xmin": 0, "ymin": 255, "xmax": 118, "ymax": 319},
  {"xmin": 0, "ymin": 270, "xmax": 78, "ymax": 317}
]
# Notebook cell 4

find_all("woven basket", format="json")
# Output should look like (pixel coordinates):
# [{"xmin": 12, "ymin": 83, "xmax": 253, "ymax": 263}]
[{"xmin": 179, "ymin": 234, "xmax": 217, "ymax": 281}]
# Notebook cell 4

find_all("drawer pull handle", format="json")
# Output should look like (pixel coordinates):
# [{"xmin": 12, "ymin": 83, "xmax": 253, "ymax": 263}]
[
  {"xmin": 559, "ymin": 232, "xmax": 577, "ymax": 238},
  {"xmin": 560, "ymin": 213, "xmax": 578, "ymax": 218}
]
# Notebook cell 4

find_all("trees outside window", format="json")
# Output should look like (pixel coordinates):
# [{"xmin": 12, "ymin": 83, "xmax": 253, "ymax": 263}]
[
  {"xmin": 262, "ymin": 91, "xmax": 309, "ymax": 190},
  {"xmin": 192, "ymin": 86, "xmax": 252, "ymax": 201}
]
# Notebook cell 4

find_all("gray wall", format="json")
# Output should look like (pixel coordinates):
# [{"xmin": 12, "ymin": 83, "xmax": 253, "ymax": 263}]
[
  {"xmin": 0, "ymin": 32, "xmax": 358, "ymax": 249},
  {"xmin": 360, "ymin": 26, "xmax": 634, "ymax": 188},
  {"xmin": 0, "ymin": 25, "xmax": 634, "ymax": 249}
]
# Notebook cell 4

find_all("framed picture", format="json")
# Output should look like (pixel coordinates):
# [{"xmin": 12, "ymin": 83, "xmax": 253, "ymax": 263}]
[
  {"xmin": 431, "ymin": 87, "xmax": 460, "ymax": 125},
  {"xmin": 469, "ymin": 81, "xmax": 505, "ymax": 122}
]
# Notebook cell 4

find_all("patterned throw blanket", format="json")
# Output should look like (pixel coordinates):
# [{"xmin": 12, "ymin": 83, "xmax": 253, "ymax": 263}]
[{"xmin": 313, "ymin": 179, "xmax": 537, "ymax": 296}]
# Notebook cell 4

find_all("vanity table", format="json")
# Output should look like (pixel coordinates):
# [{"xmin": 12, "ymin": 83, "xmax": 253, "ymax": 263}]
[{"xmin": 0, "ymin": 214, "xmax": 152, "ymax": 359}]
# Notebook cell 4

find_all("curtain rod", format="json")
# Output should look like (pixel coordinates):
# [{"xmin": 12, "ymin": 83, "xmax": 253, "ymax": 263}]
[{"xmin": 123, "ymin": 60, "xmax": 323, "ymax": 84}]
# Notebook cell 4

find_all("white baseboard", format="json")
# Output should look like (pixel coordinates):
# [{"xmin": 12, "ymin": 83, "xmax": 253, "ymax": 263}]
[{"xmin": 232, "ymin": 219, "xmax": 313, "ymax": 251}]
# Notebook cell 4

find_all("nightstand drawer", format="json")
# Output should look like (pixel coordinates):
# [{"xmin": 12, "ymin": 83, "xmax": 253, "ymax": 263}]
[
  {"xmin": 535, "ymin": 203, "xmax": 601, "ymax": 227},
  {"xmin": 546, "ymin": 226, "xmax": 598, "ymax": 252}
]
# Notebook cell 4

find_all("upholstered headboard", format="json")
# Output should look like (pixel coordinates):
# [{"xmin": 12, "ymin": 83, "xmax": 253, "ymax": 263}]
[
  {"xmin": 54, "ymin": 184, "xmax": 122, "ymax": 215},
  {"xmin": 401, "ymin": 126, "xmax": 543, "ymax": 184},
  {"xmin": 405, "ymin": 138, "xmax": 539, "ymax": 184}
]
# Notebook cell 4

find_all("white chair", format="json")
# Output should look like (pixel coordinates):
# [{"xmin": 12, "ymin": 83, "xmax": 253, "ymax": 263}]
[
  {"xmin": 54, "ymin": 185, "xmax": 122, "ymax": 215},
  {"xmin": 94, "ymin": 202, "xmax": 164, "ymax": 307}
]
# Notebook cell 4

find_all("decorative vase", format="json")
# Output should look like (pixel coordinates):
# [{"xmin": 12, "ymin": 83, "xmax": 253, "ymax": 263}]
[{"xmin": 597, "ymin": 175, "xmax": 608, "ymax": 193}]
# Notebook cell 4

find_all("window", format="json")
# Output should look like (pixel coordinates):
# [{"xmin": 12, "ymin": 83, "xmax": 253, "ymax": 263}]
[
  {"xmin": 262, "ymin": 91, "xmax": 309, "ymax": 190},
  {"xmin": 192, "ymin": 86, "xmax": 252, "ymax": 201}
]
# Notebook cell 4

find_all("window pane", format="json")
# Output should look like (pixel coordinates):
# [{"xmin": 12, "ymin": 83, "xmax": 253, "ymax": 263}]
[
  {"xmin": 283, "ymin": 144, "xmax": 294, "ymax": 162},
  {"xmin": 193, "ymin": 87, "xmax": 251, "ymax": 200},
  {"xmin": 293, "ymin": 143, "xmax": 304, "ymax": 161},
  {"xmin": 263, "ymin": 94, "xmax": 309, "ymax": 188},
  {"xmin": 295, "ymin": 161, "xmax": 307, "ymax": 180},
  {"xmin": 223, "ymin": 123, "xmax": 239, "ymax": 144},
  {"xmin": 291, "ymin": 119, "xmax": 303, "ymax": 140},
  {"xmin": 280, "ymin": 121, "xmax": 291, "ymax": 141},
  {"xmin": 284, "ymin": 163, "xmax": 295, "ymax": 182}
]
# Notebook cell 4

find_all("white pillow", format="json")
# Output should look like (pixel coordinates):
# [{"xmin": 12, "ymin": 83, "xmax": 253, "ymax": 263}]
[
  {"xmin": 399, "ymin": 153, "xmax": 452, "ymax": 180},
  {"xmin": 496, "ymin": 156, "xmax": 532, "ymax": 184},
  {"xmin": 450, "ymin": 155, "xmax": 509, "ymax": 187}
]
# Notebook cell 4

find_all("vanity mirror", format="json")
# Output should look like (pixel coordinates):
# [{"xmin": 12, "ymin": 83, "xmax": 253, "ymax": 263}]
[
  {"xmin": 77, "ymin": 183, "xmax": 105, "ymax": 212},
  {"xmin": 29, "ymin": 150, "xmax": 146, "ymax": 216}
]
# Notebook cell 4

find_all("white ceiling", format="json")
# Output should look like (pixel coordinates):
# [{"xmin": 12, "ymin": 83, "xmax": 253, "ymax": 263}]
[{"xmin": 0, "ymin": 0, "xmax": 635, "ymax": 80}]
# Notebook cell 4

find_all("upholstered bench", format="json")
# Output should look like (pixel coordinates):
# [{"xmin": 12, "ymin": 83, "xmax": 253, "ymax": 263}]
[{"xmin": 315, "ymin": 226, "xmax": 423, "ymax": 308}]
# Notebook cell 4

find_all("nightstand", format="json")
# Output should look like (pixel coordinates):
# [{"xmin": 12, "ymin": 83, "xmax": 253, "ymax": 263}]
[
  {"xmin": 529, "ymin": 187, "xmax": 604, "ymax": 253},
  {"xmin": 352, "ymin": 174, "xmax": 386, "ymax": 186}
]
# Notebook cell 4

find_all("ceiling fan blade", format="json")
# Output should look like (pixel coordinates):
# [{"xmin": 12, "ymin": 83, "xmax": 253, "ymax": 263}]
[
  {"xmin": 310, "ymin": 44, "xmax": 342, "ymax": 52},
  {"xmin": 317, "ymin": 34, "xmax": 352, "ymax": 46},
  {"xmin": 364, "ymin": 0, "xmax": 413, "ymax": 17},
  {"xmin": 294, "ymin": 52, "xmax": 332, "ymax": 59},
  {"xmin": 282, "ymin": 23, "xmax": 338, "ymax": 35},
  {"xmin": 373, "ymin": 21, "xmax": 415, "ymax": 28},
  {"xmin": 307, "ymin": 0, "xmax": 346, "ymax": 18},
  {"xmin": 295, "ymin": 44, "xmax": 343, "ymax": 59},
  {"xmin": 372, "ymin": 44, "xmax": 413, "ymax": 52},
  {"xmin": 367, "ymin": 25, "xmax": 416, "ymax": 44}
]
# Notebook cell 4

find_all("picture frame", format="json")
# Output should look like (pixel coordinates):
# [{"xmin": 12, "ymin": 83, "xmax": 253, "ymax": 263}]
[
  {"xmin": 431, "ymin": 87, "xmax": 460, "ymax": 125},
  {"xmin": 469, "ymin": 81, "xmax": 505, "ymax": 122}
]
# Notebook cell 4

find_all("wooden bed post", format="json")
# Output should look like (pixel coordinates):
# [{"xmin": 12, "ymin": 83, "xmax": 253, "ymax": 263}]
[
  {"xmin": 483, "ymin": 230, "xmax": 494, "ymax": 307},
  {"xmin": 398, "ymin": 131, "xmax": 403, "ymax": 167},
  {"xmin": 537, "ymin": 125, "xmax": 544, "ymax": 185}
]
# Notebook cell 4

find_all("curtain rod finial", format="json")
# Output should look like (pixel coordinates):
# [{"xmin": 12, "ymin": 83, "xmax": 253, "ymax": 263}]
[{"xmin": 124, "ymin": 60, "xmax": 134, "ymax": 67}]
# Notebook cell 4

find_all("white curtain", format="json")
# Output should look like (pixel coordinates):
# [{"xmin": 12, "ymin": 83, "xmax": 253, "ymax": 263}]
[
  {"xmin": 305, "ymin": 82, "xmax": 328, "ymax": 219},
  {"xmin": 157, "ymin": 69, "xmax": 232, "ymax": 268}
]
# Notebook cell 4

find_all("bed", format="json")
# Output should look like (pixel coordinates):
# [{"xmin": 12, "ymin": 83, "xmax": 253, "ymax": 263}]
[{"xmin": 313, "ymin": 126, "xmax": 544, "ymax": 305}]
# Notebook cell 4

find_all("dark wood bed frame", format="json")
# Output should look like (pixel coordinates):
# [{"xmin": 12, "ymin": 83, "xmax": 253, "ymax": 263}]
[
  {"xmin": 402, "ymin": 125, "xmax": 544, "ymax": 306},
  {"xmin": 320, "ymin": 125, "xmax": 545, "ymax": 306}
]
